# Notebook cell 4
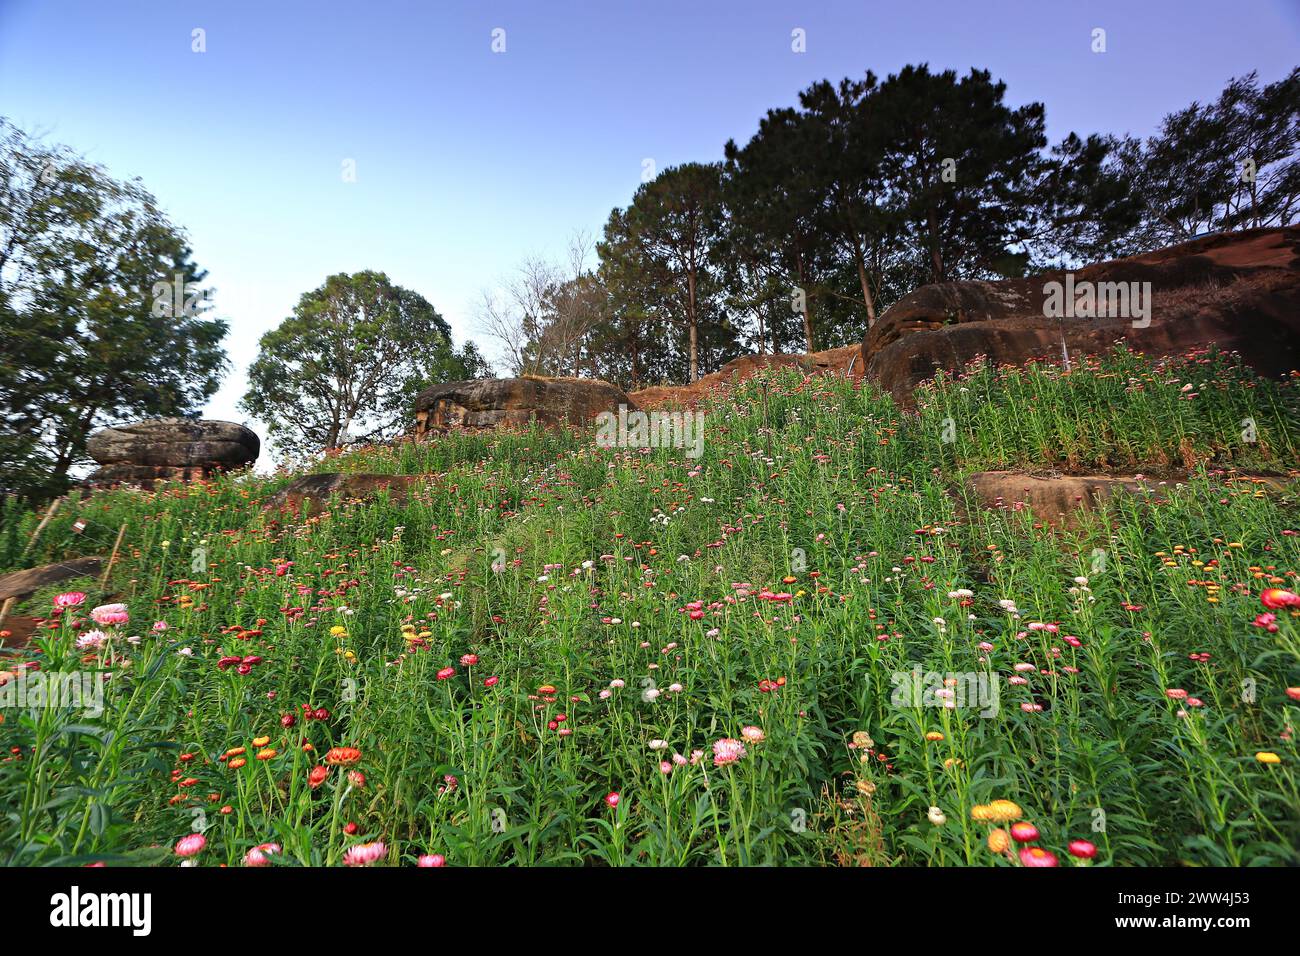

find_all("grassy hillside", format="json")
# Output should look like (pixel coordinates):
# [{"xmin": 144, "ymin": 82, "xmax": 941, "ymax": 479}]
[{"xmin": 1, "ymin": 347, "xmax": 1297, "ymax": 866}]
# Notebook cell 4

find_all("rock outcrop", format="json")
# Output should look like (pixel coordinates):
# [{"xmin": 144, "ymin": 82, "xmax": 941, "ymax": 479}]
[
  {"xmin": 414, "ymin": 377, "xmax": 634, "ymax": 437},
  {"xmin": 86, "ymin": 419, "xmax": 259, "ymax": 488},
  {"xmin": 862, "ymin": 226, "xmax": 1300, "ymax": 403},
  {"xmin": 0, "ymin": 556, "xmax": 105, "ymax": 603},
  {"xmin": 267, "ymin": 473, "xmax": 426, "ymax": 513},
  {"xmin": 630, "ymin": 345, "xmax": 859, "ymax": 409}
]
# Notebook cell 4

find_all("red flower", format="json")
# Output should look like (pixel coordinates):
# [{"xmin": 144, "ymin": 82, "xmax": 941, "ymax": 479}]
[
  {"xmin": 1009, "ymin": 822, "xmax": 1040, "ymax": 843},
  {"xmin": 1068, "ymin": 839, "xmax": 1098, "ymax": 859},
  {"xmin": 308, "ymin": 766, "xmax": 329, "ymax": 789},
  {"xmin": 604, "ymin": 791, "xmax": 620, "ymax": 808},
  {"xmin": 1261, "ymin": 588, "xmax": 1299, "ymax": 610},
  {"xmin": 483, "ymin": 676, "xmax": 499, "ymax": 688},
  {"xmin": 324, "ymin": 746, "xmax": 362, "ymax": 767},
  {"xmin": 436, "ymin": 667, "xmax": 455, "ymax": 680}
]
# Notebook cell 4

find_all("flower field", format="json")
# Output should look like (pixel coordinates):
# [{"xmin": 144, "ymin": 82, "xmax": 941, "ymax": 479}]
[{"xmin": 1, "ymin": 348, "xmax": 1298, "ymax": 867}]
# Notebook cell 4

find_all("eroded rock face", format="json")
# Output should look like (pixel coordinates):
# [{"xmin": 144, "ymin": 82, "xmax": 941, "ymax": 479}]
[
  {"xmin": 86, "ymin": 419, "xmax": 259, "ymax": 488},
  {"xmin": 266, "ymin": 473, "xmax": 426, "ymax": 513},
  {"xmin": 960, "ymin": 472, "xmax": 1160, "ymax": 529},
  {"xmin": 0, "ymin": 556, "xmax": 105, "ymax": 603},
  {"xmin": 413, "ymin": 377, "xmax": 634, "ymax": 438},
  {"xmin": 862, "ymin": 227, "xmax": 1300, "ymax": 403}
]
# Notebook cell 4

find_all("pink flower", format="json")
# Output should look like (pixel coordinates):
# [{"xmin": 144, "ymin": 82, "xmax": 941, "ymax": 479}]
[
  {"xmin": 460, "ymin": 654, "xmax": 478, "ymax": 666},
  {"xmin": 740, "ymin": 725, "xmax": 765, "ymax": 742},
  {"xmin": 342, "ymin": 841, "xmax": 387, "ymax": 867},
  {"xmin": 53, "ymin": 592, "xmax": 86, "ymax": 609},
  {"xmin": 75, "ymin": 630, "xmax": 108, "ymax": 650},
  {"xmin": 436, "ymin": 667, "xmax": 455, "ymax": 680},
  {"xmin": 712, "ymin": 738, "xmax": 747, "ymax": 766},
  {"xmin": 417, "ymin": 853, "xmax": 446, "ymax": 867},
  {"xmin": 91, "ymin": 603, "xmax": 129, "ymax": 626},
  {"xmin": 1019, "ymin": 846, "xmax": 1059, "ymax": 867},
  {"xmin": 604, "ymin": 791, "xmax": 620, "ymax": 808},
  {"xmin": 243, "ymin": 842, "xmax": 281, "ymax": 867},
  {"xmin": 175, "ymin": 833, "xmax": 207, "ymax": 857}
]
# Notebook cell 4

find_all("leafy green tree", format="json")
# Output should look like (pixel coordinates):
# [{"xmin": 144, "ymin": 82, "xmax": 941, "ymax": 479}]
[
  {"xmin": 723, "ymin": 108, "xmax": 836, "ymax": 351},
  {"xmin": 241, "ymin": 271, "xmax": 486, "ymax": 460},
  {"xmin": 873, "ymin": 65, "xmax": 1049, "ymax": 284},
  {"xmin": 0, "ymin": 118, "xmax": 229, "ymax": 499},
  {"xmin": 1124, "ymin": 69, "xmax": 1299, "ymax": 247},
  {"xmin": 614, "ymin": 163, "xmax": 727, "ymax": 382}
]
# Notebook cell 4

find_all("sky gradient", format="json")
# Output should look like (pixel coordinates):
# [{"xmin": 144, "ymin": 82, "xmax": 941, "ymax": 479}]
[{"xmin": 1, "ymin": 0, "xmax": 1297, "ymax": 429}]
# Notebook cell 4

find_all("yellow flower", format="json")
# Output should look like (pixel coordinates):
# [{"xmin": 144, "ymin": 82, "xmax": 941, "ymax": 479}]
[
  {"xmin": 972, "ymin": 799, "xmax": 1023, "ymax": 823},
  {"xmin": 1256, "ymin": 752, "xmax": 1281, "ymax": 764},
  {"xmin": 987, "ymin": 828, "xmax": 1010, "ymax": 853},
  {"xmin": 252, "ymin": 735, "xmax": 270, "ymax": 747},
  {"xmin": 924, "ymin": 731, "xmax": 944, "ymax": 742},
  {"xmin": 256, "ymin": 748, "xmax": 277, "ymax": 760},
  {"xmin": 330, "ymin": 625, "xmax": 348, "ymax": 637},
  {"xmin": 854, "ymin": 779, "xmax": 876, "ymax": 797}
]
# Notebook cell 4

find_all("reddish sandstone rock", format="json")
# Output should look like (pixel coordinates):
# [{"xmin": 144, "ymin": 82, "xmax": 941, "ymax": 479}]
[
  {"xmin": 630, "ymin": 345, "xmax": 859, "ymax": 409},
  {"xmin": 413, "ymin": 377, "xmax": 634, "ymax": 437},
  {"xmin": 862, "ymin": 226, "xmax": 1300, "ymax": 403}
]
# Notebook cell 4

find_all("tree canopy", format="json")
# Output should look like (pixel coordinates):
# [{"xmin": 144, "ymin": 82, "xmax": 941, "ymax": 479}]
[
  {"xmin": 241, "ymin": 270, "xmax": 488, "ymax": 461},
  {"xmin": 0, "ymin": 118, "xmax": 229, "ymax": 499}
]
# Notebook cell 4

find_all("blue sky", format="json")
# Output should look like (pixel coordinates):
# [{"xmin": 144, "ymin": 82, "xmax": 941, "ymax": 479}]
[{"xmin": 1, "ymin": 0, "xmax": 1297, "ymax": 428}]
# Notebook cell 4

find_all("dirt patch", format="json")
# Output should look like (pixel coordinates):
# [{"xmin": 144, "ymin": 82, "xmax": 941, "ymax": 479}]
[{"xmin": 0, "ymin": 615, "xmax": 43, "ymax": 655}]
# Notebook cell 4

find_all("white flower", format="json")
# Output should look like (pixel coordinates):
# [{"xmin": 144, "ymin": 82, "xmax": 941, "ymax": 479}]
[
  {"xmin": 928, "ymin": 806, "xmax": 947, "ymax": 825},
  {"xmin": 648, "ymin": 739, "xmax": 669, "ymax": 751}
]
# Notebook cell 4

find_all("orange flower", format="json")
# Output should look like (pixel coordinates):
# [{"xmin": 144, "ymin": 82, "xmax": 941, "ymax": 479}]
[
  {"xmin": 324, "ymin": 746, "xmax": 362, "ymax": 767},
  {"xmin": 228, "ymin": 757, "xmax": 247, "ymax": 770}
]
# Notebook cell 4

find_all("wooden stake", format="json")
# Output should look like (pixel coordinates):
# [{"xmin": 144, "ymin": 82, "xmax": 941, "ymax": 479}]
[
  {"xmin": 100, "ymin": 523, "xmax": 127, "ymax": 591},
  {"xmin": 0, "ymin": 596, "xmax": 14, "ymax": 631},
  {"xmin": 20, "ymin": 497, "xmax": 61, "ymax": 560}
]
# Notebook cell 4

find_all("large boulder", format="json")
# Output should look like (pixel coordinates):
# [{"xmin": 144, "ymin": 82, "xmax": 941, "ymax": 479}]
[
  {"xmin": 86, "ymin": 418, "xmax": 259, "ymax": 488},
  {"xmin": 414, "ymin": 377, "xmax": 634, "ymax": 437},
  {"xmin": 862, "ymin": 226, "xmax": 1300, "ymax": 403}
]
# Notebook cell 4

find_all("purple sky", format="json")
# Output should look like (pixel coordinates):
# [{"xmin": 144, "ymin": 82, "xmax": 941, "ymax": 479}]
[{"xmin": 1, "ymin": 0, "xmax": 1296, "ymax": 428}]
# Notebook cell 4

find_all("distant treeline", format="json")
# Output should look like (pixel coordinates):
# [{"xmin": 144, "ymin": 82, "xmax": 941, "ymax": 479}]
[{"xmin": 479, "ymin": 65, "xmax": 1299, "ymax": 389}]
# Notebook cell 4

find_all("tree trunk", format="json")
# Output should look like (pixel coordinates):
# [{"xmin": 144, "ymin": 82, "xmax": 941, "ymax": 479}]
[
  {"xmin": 854, "ymin": 238, "xmax": 878, "ymax": 327},
  {"xmin": 796, "ymin": 246, "xmax": 816, "ymax": 353},
  {"xmin": 686, "ymin": 266, "xmax": 699, "ymax": 382},
  {"xmin": 927, "ymin": 205, "xmax": 944, "ymax": 284}
]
